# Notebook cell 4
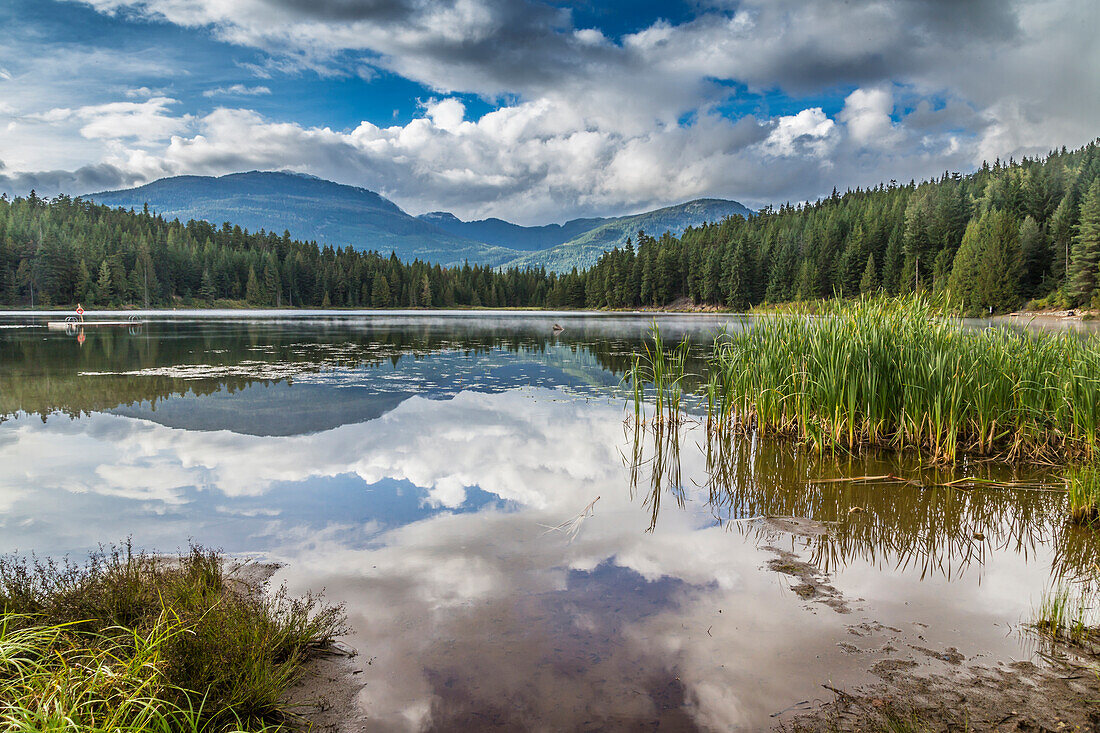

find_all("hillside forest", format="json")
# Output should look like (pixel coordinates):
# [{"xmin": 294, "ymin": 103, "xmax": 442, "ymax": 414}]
[{"xmin": 1, "ymin": 141, "xmax": 1099, "ymax": 313}]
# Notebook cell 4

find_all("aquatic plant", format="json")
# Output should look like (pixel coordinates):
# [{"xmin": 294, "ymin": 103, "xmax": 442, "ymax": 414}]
[
  {"xmin": 1068, "ymin": 465, "xmax": 1100, "ymax": 525},
  {"xmin": 1033, "ymin": 583, "xmax": 1092, "ymax": 645},
  {"xmin": 705, "ymin": 295, "xmax": 1100, "ymax": 464},
  {"xmin": 627, "ymin": 322, "xmax": 691, "ymax": 426},
  {"xmin": 0, "ymin": 543, "xmax": 345, "ymax": 732}
]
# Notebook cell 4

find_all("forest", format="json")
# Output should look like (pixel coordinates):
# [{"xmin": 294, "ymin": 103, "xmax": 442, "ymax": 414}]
[{"xmin": 1, "ymin": 140, "xmax": 1098, "ymax": 313}]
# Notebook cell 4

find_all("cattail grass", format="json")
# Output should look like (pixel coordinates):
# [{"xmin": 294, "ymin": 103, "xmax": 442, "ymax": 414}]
[
  {"xmin": 627, "ymin": 322, "xmax": 691, "ymax": 427},
  {"xmin": 705, "ymin": 295, "xmax": 1100, "ymax": 464}
]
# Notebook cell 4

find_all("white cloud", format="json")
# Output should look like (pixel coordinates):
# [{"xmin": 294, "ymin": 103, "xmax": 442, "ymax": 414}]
[
  {"xmin": 4, "ymin": 0, "xmax": 1094, "ymax": 219},
  {"xmin": 760, "ymin": 108, "xmax": 837, "ymax": 158},
  {"xmin": 202, "ymin": 84, "xmax": 272, "ymax": 97},
  {"xmin": 423, "ymin": 97, "xmax": 466, "ymax": 133},
  {"xmin": 839, "ymin": 86, "xmax": 902, "ymax": 148},
  {"xmin": 73, "ymin": 97, "xmax": 192, "ymax": 143}
]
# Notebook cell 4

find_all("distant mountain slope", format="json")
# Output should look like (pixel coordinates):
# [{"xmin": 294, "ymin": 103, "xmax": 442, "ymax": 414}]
[
  {"xmin": 417, "ymin": 211, "xmax": 608, "ymax": 251},
  {"xmin": 89, "ymin": 171, "xmax": 518, "ymax": 267},
  {"xmin": 502, "ymin": 198, "xmax": 754, "ymax": 270},
  {"xmin": 90, "ymin": 172, "xmax": 752, "ymax": 271}
]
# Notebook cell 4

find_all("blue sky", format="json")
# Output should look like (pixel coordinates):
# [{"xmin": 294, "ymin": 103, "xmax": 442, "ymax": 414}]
[{"xmin": 0, "ymin": 0, "xmax": 1096, "ymax": 223}]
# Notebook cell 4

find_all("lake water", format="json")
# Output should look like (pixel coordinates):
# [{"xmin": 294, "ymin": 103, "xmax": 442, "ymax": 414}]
[{"xmin": 1, "ymin": 310, "xmax": 1097, "ymax": 730}]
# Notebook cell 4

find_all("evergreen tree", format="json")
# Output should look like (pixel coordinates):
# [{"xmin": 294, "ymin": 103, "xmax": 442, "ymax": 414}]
[
  {"xmin": 859, "ymin": 254, "xmax": 879, "ymax": 294},
  {"xmin": 96, "ymin": 260, "xmax": 113, "ymax": 305},
  {"xmin": 1068, "ymin": 178, "xmax": 1100, "ymax": 306},
  {"xmin": 976, "ymin": 209, "xmax": 1023, "ymax": 313},
  {"xmin": 1018, "ymin": 216, "xmax": 1047, "ymax": 299},
  {"xmin": 371, "ymin": 274, "xmax": 391, "ymax": 307},
  {"xmin": 947, "ymin": 220, "xmax": 984, "ymax": 313},
  {"xmin": 245, "ymin": 266, "xmax": 262, "ymax": 305},
  {"xmin": 200, "ymin": 269, "xmax": 216, "ymax": 303}
]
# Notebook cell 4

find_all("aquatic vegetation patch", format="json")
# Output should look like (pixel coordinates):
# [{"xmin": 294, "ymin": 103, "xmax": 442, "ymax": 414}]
[
  {"xmin": 701, "ymin": 296, "xmax": 1100, "ymax": 464},
  {"xmin": 626, "ymin": 322, "xmax": 691, "ymax": 426},
  {"xmin": 0, "ymin": 543, "xmax": 346, "ymax": 732},
  {"xmin": 707, "ymin": 297, "xmax": 1100, "ymax": 462},
  {"xmin": 1068, "ymin": 465, "xmax": 1100, "ymax": 525},
  {"xmin": 1033, "ymin": 583, "xmax": 1093, "ymax": 645}
]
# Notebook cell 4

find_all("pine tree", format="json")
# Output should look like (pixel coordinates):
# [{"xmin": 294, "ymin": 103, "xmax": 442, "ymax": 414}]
[
  {"xmin": 245, "ymin": 266, "xmax": 262, "ymax": 305},
  {"xmin": 76, "ymin": 258, "xmax": 92, "ymax": 304},
  {"xmin": 859, "ymin": 254, "xmax": 879, "ymax": 294},
  {"xmin": 200, "ymin": 269, "xmax": 216, "ymax": 303},
  {"xmin": 262, "ymin": 261, "xmax": 280, "ymax": 306},
  {"xmin": 371, "ymin": 274, "xmax": 390, "ymax": 307},
  {"xmin": 420, "ymin": 274, "xmax": 432, "ymax": 307},
  {"xmin": 1068, "ymin": 178, "xmax": 1100, "ymax": 306},
  {"xmin": 947, "ymin": 220, "xmax": 984, "ymax": 313},
  {"xmin": 976, "ymin": 209, "xmax": 1023, "ymax": 313},
  {"xmin": 96, "ymin": 260, "xmax": 113, "ymax": 305},
  {"xmin": 1049, "ymin": 189, "xmax": 1080, "ymax": 285},
  {"xmin": 1018, "ymin": 216, "xmax": 1047, "ymax": 299}
]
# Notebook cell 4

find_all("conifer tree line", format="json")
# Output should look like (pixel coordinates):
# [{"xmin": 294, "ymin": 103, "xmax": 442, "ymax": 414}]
[
  {"xmin": 583, "ymin": 140, "xmax": 1100, "ymax": 313},
  {"xmin": 0, "ymin": 196, "xmax": 561, "ymax": 309},
  {"xmin": 1, "ymin": 140, "xmax": 1098, "ymax": 313}
]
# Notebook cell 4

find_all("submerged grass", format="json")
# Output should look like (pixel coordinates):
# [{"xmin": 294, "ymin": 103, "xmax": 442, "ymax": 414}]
[
  {"xmin": 0, "ymin": 543, "xmax": 345, "ymax": 732},
  {"xmin": 703, "ymin": 296, "xmax": 1100, "ymax": 464}
]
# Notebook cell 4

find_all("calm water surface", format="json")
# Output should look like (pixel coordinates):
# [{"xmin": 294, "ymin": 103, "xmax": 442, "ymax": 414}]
[{"xmin": 1, "ymin": 310, "xmax": 1098, "ymax": 730}]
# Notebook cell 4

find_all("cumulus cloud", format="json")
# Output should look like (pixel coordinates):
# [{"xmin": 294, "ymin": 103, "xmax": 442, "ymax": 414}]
[
  {"xmin": 7, "ymin": 0, "xmax": 1095, "ymax": 219},
  {"xmin": 761, "ymin": 108, "xmax": 837, "ymax": 158},
  {"xmin": 839, "ymin": 87, "xmax": 901, "ymax": 149}
]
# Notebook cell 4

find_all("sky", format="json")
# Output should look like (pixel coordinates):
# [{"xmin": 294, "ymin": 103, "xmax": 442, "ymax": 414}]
[{"xmin": 0, "ymin": 0, "xmax": 1097, "ymax": 225}]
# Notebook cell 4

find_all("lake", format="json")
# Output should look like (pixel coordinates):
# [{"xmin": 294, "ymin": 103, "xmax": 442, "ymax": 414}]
[{"xmin": 1, "ymin": 310, "xmax": 1098, "ymax": 730}]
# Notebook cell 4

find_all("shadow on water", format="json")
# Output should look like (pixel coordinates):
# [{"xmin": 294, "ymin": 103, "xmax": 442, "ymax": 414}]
[{"xmin": 626, "ymin": 419, "xmax": 1100, "ymax": 584}]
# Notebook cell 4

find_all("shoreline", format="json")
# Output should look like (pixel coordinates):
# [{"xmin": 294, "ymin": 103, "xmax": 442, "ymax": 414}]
[{"xmin": 1, "ymin": 299, "xmax": 1097, "ymax": 320}]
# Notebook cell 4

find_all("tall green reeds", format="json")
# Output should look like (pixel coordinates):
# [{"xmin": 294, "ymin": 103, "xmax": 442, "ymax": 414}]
[
  {"xmin": 627, "ymin": 322, "xmax": 691, "ymax": 426},
  {"xmin": 705, "ymin": 296, "xmax": 1100, "ymax": 464},
  {"xmin": 1068, "ymin": 465, "xmax": 1100, "ymax": 525}
]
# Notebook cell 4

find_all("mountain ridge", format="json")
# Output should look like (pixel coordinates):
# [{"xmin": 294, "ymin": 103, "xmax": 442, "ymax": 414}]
[{"xmin": 90, "ymin": 171, "xmax": 753, "ymax": 271}]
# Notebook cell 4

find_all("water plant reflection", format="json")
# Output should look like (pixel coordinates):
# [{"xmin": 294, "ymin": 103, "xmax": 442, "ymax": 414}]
[{"xmin": 627, "ymin": 420, "xmax": 1100, "ymax": 582}]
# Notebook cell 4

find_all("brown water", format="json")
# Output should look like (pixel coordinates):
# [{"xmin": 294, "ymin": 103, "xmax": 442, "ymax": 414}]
[{"xmin": 0, "ymin": 310, "xmax": 1095, "ymax": 730}]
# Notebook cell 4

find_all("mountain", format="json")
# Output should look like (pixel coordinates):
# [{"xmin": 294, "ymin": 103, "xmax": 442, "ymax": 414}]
[
  {"xmin": 91, "ymin": 172, "xmax": 753, "ymax": 271},
  {"xmin": 417, "ymin": 211, "xmax": 608, "ymax": 251},
  {"xmin": 502, "ymin": 198, "xmax": 755, "ymax": 270},
  {"xmin": 89, "ymin": 171, "xmax": 517, "ymax": 267}
]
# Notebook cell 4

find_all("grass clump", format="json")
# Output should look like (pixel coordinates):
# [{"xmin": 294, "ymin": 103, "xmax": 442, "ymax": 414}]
[
  {"xmin": 0, "ymin": 543, "xmax": 346, "ymax": 732},
  {"xmin": 705, "ymin": 295, "xmax": 1100, "ymax": 464},
  {"xmin": 1068, "ymin": 465, "xmax": 1100, "ymax": 525},
  {"xmin": 1033, "ymin": 583, "xmax": 1093, "ymax": 645},
  {"xmin": 627, "ymin": 322, "xmax": 691, "ymax": 426}
]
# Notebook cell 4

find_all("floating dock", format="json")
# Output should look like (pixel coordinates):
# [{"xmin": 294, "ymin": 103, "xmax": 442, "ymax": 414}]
[{"xmin": 47, "ymin": 318, "xmax": 144, "ymax": 330}]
